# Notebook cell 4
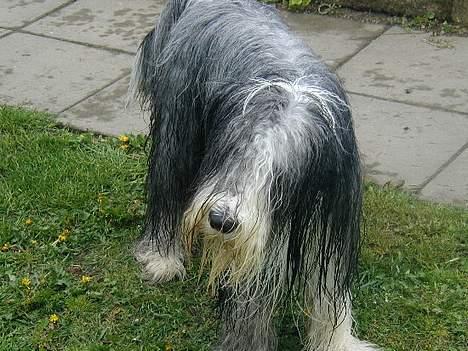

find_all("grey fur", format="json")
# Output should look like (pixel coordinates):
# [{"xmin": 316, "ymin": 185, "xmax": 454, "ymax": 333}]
[{"xmin": 131, "ymin": 1, "xmax": 378, "ymax": 350}]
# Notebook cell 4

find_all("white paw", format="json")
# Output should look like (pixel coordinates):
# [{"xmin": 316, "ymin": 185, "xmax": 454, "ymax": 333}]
[
  {"xmin": 135, "ymin": 248, "xmax": 186, "ymax": 283},
  {"xmin": 346, "ymin": 337, "xmax": 380, "ymax": 351}
]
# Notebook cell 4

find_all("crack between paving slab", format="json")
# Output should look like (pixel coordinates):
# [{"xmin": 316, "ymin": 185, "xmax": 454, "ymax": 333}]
[
  {"xmin": 348, "ymin": 91, "xmax": 468, "ymax": 116},
  {"xmin": 0, "ymin": 30, "xmax": 12, "ymax": 39},
  {"xmin": 58, "ymin": 73, "xmax": 130, "ymax": 115},
  {"xmin": 13, "ymin": 29, "xmax": 135, "ymax": 56},
  {"xmin": 7, "ymin": 0, "xmax": 77, "ymax": 31},
  {"xmin": 383, "ymin": 30, "xmax": 427, "ymax": 36},
  {"xmin": 335, "ymin": 25, "xmax": 392, "ymax": 70},
  {"xmin": 416, "ymin": 141, "xmax": 468, "ymax": 193}
]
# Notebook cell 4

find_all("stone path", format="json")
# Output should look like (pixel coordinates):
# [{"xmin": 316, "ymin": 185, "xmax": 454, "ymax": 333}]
[{"xmin": 1, "ymin": 0, "xmax": 467, "ymax": 207}]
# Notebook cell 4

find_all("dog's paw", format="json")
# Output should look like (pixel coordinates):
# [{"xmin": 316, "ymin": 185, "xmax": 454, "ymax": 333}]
[
  {"xmin": 345, "ymin": 337, "xmax": 380, "ymax": 351},
  {"xmin": 136, "ymin": 250, "xmax": 186, "ymax": 283}
]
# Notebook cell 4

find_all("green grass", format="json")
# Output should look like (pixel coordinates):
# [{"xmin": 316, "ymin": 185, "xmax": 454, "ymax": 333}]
[{"xmin": 0, "ymin": 106, "xmax": 466, "ymax": 351}]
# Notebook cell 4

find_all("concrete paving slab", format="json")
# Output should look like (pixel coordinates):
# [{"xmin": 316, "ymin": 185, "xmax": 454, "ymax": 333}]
[
  {"xmin": 339, "ymin": 26, "xmax": 468, "ymax": 114},
  {"xmin": 26, "ymin": 0, "xmax": 165, "ymax": 53},
  {"xmin": 420, "ymin": 149, "xmax": 468, "ymax": 207},
  {"xmin": 59, "ymin": 76, "xmax": 149, "ymax": 136},
  {"xmin": 350, "ymin": 93, "xmax": 468, "ymax": 189},
  {"xmin": 0, "ymin": 33, "xmax": 131, "ymax": 113},
  {"xmin": 0, "ymin": 0, "xmax": 69, "ymax": 28},
  {"xmin": 280, "ymin": 12, "xmax": 385, "ymax": 68}
]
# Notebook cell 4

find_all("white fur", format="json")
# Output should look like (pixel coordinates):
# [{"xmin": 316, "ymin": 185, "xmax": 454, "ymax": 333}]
[
  {"xmin": 135, "ymin": 244, "xmax": 186, "ymax": 283},
  {"xmin": 183, "ymin": 181, "xmax": 271, "ymax": 292},
  {"xmin": 242, "ymin": 77, "xmax": 350, "ymax": 132},
  {"xmin": 345, "ymin": 338, "xmax": 380, "ymax": 351},
  {"xmin": 304, "ymin": 279, "xmax": 380, "ymax": 351},
  {"xmin": 306, "ymin": 309, "xmax": 380, "ymax": 351}
]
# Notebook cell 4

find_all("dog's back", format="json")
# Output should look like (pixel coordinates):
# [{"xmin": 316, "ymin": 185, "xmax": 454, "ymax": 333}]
[{"xmin": 132, "ymin": 0, "xmax": 338, "ymax": 108}]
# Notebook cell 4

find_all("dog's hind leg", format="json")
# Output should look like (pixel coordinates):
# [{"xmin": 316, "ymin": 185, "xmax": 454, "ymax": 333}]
[
  {"xmin": 216, "ymin": 290, "xmax": 277, "ymax": 351},
  {"xmin": 304, "ymin": 283, "xmax": 379, "ymax": 351}
]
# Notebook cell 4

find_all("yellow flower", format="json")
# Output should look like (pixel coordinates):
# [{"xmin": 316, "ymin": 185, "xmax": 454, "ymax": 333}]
[
  {"xmin": 52, "ymin": 229, "xmax": 70, "ymax": 245},
  {"xmin": 80, "ymin": 275, "xmax": 92, "ymax": 284},
  {"xmin": 1, "ymin": 243, "xmax": 9, "ymax": 252},
  {"xmin": 49, "ymin": 313, "xmax": 59, "ymax": 324},
  {"xmin": 20, "ymin": 277, "xmax": 31, "ymax": 289},
  {"xmin": 59, "ymin": 229, "xmax": 70, "ymax": 242},
  {"xmin": 118, "ymin": 135, "xmax": 129, "ymax": 143},
  {"xmin": 30, "ymin": 240, "xmax": 38, "ymax": 245},
  {"xmin": 119, "ymin": 143, "xmax": 129, "ymax": 150},
  {"xmin": 25, "ymin": 218, "xmax": 33, "ymax": 225}
]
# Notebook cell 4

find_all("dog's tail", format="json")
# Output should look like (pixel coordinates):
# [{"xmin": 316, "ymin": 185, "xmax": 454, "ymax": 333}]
[{"xmin": 128, "ymin": 0, "xmax": 193, "ymax": 106}]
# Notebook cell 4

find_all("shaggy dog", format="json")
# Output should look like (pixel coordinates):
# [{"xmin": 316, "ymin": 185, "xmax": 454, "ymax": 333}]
[{"xmin": 131, "ymin": 0, "xmax": 378, "ymax": 350}]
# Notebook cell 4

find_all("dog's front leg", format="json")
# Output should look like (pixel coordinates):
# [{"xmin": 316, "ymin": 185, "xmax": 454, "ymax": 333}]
[
  {"xmin": 135, "ymin": 117, "xmax": 200, "ymax": 283},
  {"xmin": 135, "ymin": 234, "xmax": 185, "ymax": 284}
]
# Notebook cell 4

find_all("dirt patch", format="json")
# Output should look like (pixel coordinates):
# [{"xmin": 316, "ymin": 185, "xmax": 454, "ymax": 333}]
[
  {"xmin": 272, "ymin": 1, "xmax": 468, "ymax": 36},
  {"xmin": 269, "ymin": 1, "xmax": 468, "ymax": 32},
  {"xmin": 334, "ymin": 0, "xmax": 453, "ymax": 19}
]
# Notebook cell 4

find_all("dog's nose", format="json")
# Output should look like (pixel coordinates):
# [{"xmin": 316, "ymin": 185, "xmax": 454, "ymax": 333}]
[{"xmin": 208, "ymin": 209, "xmax": 238, "ymax": 234}]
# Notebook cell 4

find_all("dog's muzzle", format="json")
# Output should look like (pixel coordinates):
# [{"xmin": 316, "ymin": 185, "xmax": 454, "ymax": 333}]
[{"xmin": 208, "ymin": 209, "xmax": 238, "ymax": 234}]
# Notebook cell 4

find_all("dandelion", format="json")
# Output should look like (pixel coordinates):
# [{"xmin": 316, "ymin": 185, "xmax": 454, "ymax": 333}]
[
  {"xmin": 53, "ymin": 229, "xmax": 70, "ymax": 245},
  {"xmin": 1, "ymin": 243, "xmax": 9, "ymax": 252},
  {"xmin": 80, "ymin": 275, "xmax": 92, "ymax": 284},
  {"xmin": 58, "ymin": 229, "xmax": 69, "ymax": 242},
  {"xmin": 118, "ymin": 135, "xmax": 130, "ymax": 151},
  {"xmin": 49, "ymin": 314, "xmax": 59, "ymax": 324},
  {"xmin": 118, "ymin": 135, "xmax": 129, "ymax": 143},
  {"xmin": 25, "ymin": 218, "xmax": 33, "ymax": 225},
  {"xmin": 20, "ymin": 277, "xmax": 31, "ymax": 289}
]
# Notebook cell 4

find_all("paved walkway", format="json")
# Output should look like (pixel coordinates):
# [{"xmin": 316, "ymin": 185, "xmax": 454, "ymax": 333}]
[{"xmin": 1, "ymin": 0, "xmax": 467, "ymax": 207}]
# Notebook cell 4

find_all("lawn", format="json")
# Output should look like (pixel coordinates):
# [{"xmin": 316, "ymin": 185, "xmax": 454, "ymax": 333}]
[{"xmin": 0, "ymin": 106, "xmax": 466, "ymax": 351}]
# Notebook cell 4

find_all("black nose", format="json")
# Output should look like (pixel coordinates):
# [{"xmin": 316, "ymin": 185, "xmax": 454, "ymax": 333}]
[{"xmin": 209, "ymin": 209, "xmax": 238, "ymax": 234}]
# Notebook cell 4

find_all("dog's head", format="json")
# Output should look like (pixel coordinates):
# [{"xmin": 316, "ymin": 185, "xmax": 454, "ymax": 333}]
[
  {"xmin": 182, "ymin": 78, "xmax": 361, "ymax": 300},
  {"xmin": 183, "ymin": 173, "xmax": 273, "ymax": 292}
]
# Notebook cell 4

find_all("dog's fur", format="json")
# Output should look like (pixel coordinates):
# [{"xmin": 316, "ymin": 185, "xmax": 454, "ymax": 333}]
[{"xmin": 130, "ymin": 0, "xmax": 378, "ymax": 350}]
